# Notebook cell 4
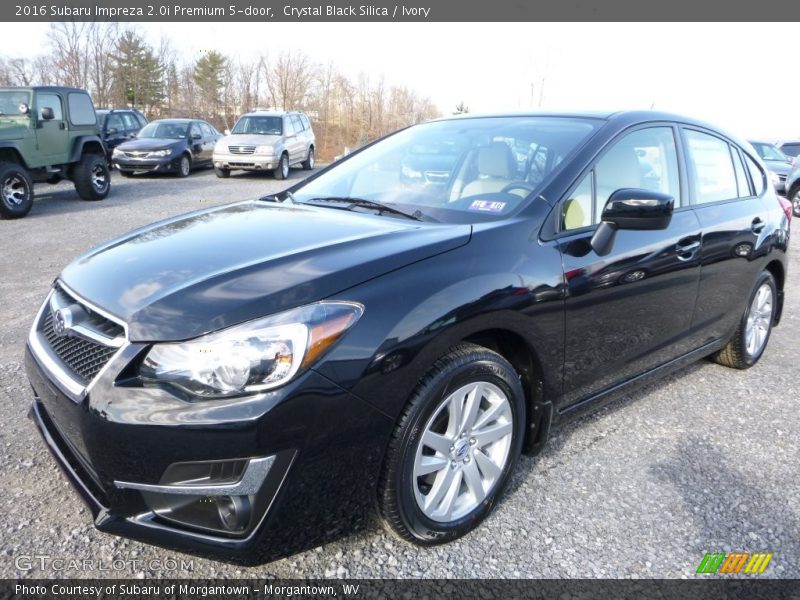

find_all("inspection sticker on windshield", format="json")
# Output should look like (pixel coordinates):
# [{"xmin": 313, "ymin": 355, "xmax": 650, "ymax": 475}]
[{"xmin": 469, "ymin": 200, "xmax": 506, "ymax": 213}]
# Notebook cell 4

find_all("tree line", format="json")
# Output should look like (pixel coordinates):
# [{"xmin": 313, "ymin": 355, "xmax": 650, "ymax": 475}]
[{"xmin": 0, "ymin": 23, "xmax": 441, "ymax": 159}]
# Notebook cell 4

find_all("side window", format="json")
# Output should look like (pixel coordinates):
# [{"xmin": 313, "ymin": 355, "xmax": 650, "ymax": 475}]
[
  {"xmin": 188, "ymin": 123, "xmax": 199, "ymax": 138},
  {"xmin": 300, "ymin": 114, "xmax": 311, "ymax": 130},
  {"xmin": 105, "ymin": 113, "xmax": 124, "ymax": 132},
  {"xmin": 595, "ymin": 127, "xmax": 681, "ymax": 218},
  {"xmin": 135, "ymin": 113, "xmax": 148, "ymax": 128},
  {"xmin": 744, "ymin": 155, "xmax": 766, "ymax": 196},
  {"xmin": 291, "ymin": 115, "xmax": 304, "ymax": 132},
  {"xmin": 730, "ymin": 147, "xmax": 751, "ymax": 198},
  {"xmin": 200, "ymin": 123, "xmax": 215, "ymax": 138},
  {"xmin": 36, "ymin": 93, "xmax": 63, "ymax": 120},
  {"xmin": 685, "ymin": 130, "xmax": 738, "ymax": 204},
  {"xmin": 120, "ymin": 113, "xmax": 138, "ymax": 130},
  {"xmin": 284, "ymin": 117, "xmax": 295, "ymax": 135},
  {"xmin": 67, "ymin": 93, "xmax": 96, "ymax": 126},
  {"xmin": 561, "ymin": 173, "xmax": 593, "ymax": 230}
]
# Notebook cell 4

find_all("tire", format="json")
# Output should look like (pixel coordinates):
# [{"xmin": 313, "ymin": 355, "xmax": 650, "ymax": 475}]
[
  {"xmin": 302, "ymin": 147, "xmax": 315, "ymax": 170},
  {"xmin": 378, "ymin": 343, "xmax": 526, "ymax": 545},
  {"xmin": 73, "ymin": 154, "xmax": 110, "ymax": 201},
  {"xmin": 0, "ymin": 162, "xmax": 34, "ymax": 219},
  {"xmin": 214, "ymin": 167, "xmax": 231, "ymax": 179},
  {"xmin": 274, "ymin": 153, "xmax": 289, "ymax": 180},
  {"xmin": 118, "ymin": 169, "xmax": 134, "ymax": 178},
  {"xmin": 791, "ymin": 184, "xmax": 800, "ymax": 218},
  {"xmin": 712, "ymin": 271, "xmax": 777, "ymax": 369},
  {"xmin": 176, "ymin": 154, "xmax": 192, "ymax": 178}
]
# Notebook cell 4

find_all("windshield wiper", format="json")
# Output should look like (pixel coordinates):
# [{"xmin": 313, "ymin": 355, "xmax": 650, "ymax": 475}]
[{"xmin": 301, "ymin": 197, "xmax": 427, "ymax": 221}]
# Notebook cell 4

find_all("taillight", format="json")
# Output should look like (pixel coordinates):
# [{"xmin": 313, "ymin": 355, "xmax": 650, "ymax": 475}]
[{"xmin": 777, "ymin": 196, "xmax": 792, "ymax": 221}]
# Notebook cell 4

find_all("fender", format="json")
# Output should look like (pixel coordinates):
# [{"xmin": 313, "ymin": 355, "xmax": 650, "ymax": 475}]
[
  {"xmin": 0, "ymin": 142, "xmax": 28, "ymax": 168},
  {"xmin": 68, "ymin": 135, "xmax": 106, "ymax": 162}
]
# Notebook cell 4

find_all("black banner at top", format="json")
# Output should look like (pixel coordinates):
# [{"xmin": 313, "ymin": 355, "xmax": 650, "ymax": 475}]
[{"xmin": 3, "ymin": 0, "xmax": 800, "ymax": 22}]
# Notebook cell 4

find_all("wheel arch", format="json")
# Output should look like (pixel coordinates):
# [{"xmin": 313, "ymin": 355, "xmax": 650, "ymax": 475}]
[
  {"xmin": 0, "ymin": 144, "xmax": 28, "ymax": 169},
  {"xmin": 69, "ymin": 136, "xmax": 106, "ymax": 162},
  {"xmin": 461, "ymin": 328, "xmax": 552, "ymax": 456},
  {"xmin": 765, "ymin": 259, "xmax": 785, "ymax": 325}
]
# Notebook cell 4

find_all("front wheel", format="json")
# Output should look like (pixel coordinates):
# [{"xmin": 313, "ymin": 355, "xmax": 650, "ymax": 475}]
[
  {"xmin": 273, "ymin": 154, "xmax": 289, "ymax": 180},
  {"xmin": 214, "ymin": 166, "xmax": 230, "ymax": 178},
  {"xmin": 378, "ymin": 343, "xmax": 525, "ymax": 544},
  {"xmin": 176, "ymin": 154, "xmax": 192, "ymax": 178},
  {"xmin": 0, "ymin": 162, "xmax": 34, "ymax": 219},
  {"xmin": 73, "ymin": 154, "xmax": 110, "ymax": 201},
  {"xmin": 712, "ymin": 271, "xmax": 777, "ymax": 369},
  {"xmin": 791, "ymin": 185, "xmax": 800, "ymax": 218}
]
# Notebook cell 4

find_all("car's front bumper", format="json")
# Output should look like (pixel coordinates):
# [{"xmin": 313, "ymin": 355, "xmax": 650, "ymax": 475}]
[
  {"xmin": 112, "ymin": 156, "xmax": 178, "ymax": 173},
  {"xmin": 213, "ymin": 152, "xmax": 277, "ymax": 171},
  {"xmin": 25, "ymin": 332, "xmax": 393, "ymax": 563}
]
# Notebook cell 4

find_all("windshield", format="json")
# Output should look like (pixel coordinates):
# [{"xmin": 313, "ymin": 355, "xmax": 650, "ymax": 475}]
[
  {"xmin": 138, "ymin": 121, "xmax": 189, "ymax": 139},
  {"xmin": 293, "ymin": 116, "xmax": 600, "ymax": 223},
  {"xmin": 0, "ymin": 90, "xmax": 31, "ymax": 117},
  {"xmin": 752, "ymin": 142, "xmax": 788, "ymax": 162},
  {"xmin": 232, "ymin": 116, "xmax": 283, "ymax": 135}
]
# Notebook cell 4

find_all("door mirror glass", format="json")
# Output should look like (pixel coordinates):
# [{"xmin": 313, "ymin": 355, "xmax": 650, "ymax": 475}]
[
  {"xmin": 192, "ymin": 133, "xmax": 201, "ymax": 140},
  {"xmin": 106, "ymin": 127, "xmax": 118, "ymax": 135},
  {"xmin": 590, "ymin": 188, "xmax": 674, "ymax": 256},
  {"xmin": 18, "ymin": 103, "xmax": 29, "ymax": 115},
  {"xmin": 40, "ymin": 107, "xmax": 55, "ymax": 120}
]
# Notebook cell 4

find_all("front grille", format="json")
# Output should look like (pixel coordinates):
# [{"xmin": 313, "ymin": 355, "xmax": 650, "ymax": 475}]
[
  {"xmin": 228, "ymin": 145, "xmax": 256, "ymax": 154},
  {"xmin": 229, "ymin": 162, "xmax": 256, "ymax": 167},
  {"xmin": 39, "ymin": 286, "xmax": 124, "ymax": 385},
  {"xmin": 124, "ymin": 151, "xmax": 149, "ymax": 158}
]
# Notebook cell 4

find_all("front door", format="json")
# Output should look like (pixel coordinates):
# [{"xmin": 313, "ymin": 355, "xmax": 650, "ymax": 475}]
[
  {"xmin": 557, "ymin": 125, "xmax": 703, "ymax": 409},
  {"xmin": 34, "ymin": 92, "xmax": 69, "ymax": 166}
]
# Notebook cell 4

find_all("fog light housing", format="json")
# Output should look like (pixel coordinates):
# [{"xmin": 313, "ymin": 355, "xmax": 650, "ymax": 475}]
[{"xmin": 115, "ymin": 452, "xmax": 295, "ymax": 538}]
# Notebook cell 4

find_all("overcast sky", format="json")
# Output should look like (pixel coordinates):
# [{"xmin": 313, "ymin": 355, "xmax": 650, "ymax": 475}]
[{"xmin": 6, "ymin": 22, "xmax": 795, "ymax": 141}]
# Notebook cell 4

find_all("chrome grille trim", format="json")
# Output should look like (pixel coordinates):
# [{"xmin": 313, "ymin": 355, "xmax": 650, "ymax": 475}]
[
  {"xmin": 28, "ymin": 282, "xmax": 129, "ymax": 403},
  {"xmin": 228, "ymin": 145, "xmax": 256, "ymax": 154}
]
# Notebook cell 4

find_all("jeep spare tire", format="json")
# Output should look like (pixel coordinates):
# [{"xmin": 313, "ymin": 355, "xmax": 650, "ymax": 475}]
[
  {"xmin": 0, "ymin": 162, "xmax": 34, "ymax": 219},
  {"xmin": 74, "ymin": 154, "xmax": 110, "ymax": 201}
]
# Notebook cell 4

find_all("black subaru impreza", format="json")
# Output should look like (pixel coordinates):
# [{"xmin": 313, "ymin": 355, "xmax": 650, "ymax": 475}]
[{"xmin": 25, "ymin": 111, "xmax": 790, "ymax": 563}]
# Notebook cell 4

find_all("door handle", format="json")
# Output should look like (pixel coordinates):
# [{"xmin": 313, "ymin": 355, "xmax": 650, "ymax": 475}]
[
  {"xmin": 59, "ymin": 122, "xmax": 65, "ymax": 130},
  {"xmin": 675, "ymin": 237, "xmax": 701, "ymax": 261},
  {"xmin": 751, "ymin": 218, "xmax": 765, "ymax": 233}
]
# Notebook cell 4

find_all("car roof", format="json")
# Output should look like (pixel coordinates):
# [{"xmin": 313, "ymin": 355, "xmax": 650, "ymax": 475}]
[
  {"xmin": 148, "ymin": 118, "xmax": 200, "ymax": 123},
  {"xmin": 0, "ymin": 86, "xmax": 89, "ymax": 94},
  {"xmin": 241, "ymin": 110, "xmax": 303, "ymax": 117}
]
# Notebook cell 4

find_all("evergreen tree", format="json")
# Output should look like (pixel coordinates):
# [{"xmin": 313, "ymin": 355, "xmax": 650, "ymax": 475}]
[{"xmin": 111, "ymin": 30, "xmax": 163, "ymax": 111}]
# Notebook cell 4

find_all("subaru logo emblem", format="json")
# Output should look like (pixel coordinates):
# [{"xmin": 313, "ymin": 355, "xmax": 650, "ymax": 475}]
[{"xmin": 52, "ymin": 307, "xmax": 73, "ymax": 338}]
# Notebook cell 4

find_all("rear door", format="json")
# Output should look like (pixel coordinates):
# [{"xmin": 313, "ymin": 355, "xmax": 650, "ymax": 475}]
[
  {"xmin": 682, "ymin": 128, "xmax": 773, "ymax": 345},
  {"xmin": 558, "ymin": 125, "xmax": 703, "ymax": 408}
]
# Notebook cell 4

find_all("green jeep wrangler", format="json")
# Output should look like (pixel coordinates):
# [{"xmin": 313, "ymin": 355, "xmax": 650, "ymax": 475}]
[{"xmin": 0, "ymin": 86, "xmax": 111, "ymax": 219}]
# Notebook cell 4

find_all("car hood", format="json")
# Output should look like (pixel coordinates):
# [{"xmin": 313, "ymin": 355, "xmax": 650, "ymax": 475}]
[
  {"xmin": 118, "ymin": 138, "xmax": 185, "ymax": 151},
  {"xmin": 60, "ymin": 201, "xmax": 471, "ymax": 341},
  {"xmin": 217, "ymin": 134, "xmax": 282, "ymax": 147},
  {"xmin": 763, "ymin": 159, "xmax": 791, "ymax": 175},
  {"xmin": 0, "ymin": 119, "xmax": 28, "ymax": 139}
]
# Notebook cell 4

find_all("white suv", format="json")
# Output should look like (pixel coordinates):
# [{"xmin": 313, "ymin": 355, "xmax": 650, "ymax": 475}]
[{"xmin": 212, "ymin": 110, "xmax": 315, "ymax": 179}]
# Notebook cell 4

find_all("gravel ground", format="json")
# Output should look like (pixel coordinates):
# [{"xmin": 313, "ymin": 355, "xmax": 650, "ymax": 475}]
[{"xmin": 0, "ymin": 169, "xmax": 797, "ymax": 579}]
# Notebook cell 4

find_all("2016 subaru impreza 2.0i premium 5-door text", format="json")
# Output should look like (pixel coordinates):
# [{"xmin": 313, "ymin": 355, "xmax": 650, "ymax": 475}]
[{"xmin": 25, "ymin": 111, "xmax": 789, "ymax": 563}]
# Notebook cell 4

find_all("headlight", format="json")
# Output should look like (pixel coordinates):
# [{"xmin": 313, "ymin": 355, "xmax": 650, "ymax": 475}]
[
  {"xmin": 149, "ymin": 149, "xmax": 173, "ymax": 158},
  {"xmin": 254, "ymin": 145, "xmax": 276, "ymax": 155},
  {"xmin": 112, "ymin": 147, "xmax": 123, "ymax": 156},
  {"xmin": 139, "ymin": 301, "xmax": 363, "ymax": 398}
]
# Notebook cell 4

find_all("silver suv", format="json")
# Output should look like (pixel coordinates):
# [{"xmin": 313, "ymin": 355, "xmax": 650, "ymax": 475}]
[{"xmin": 212, "ymin": 110, "xmax": 315, "ymax": 179}]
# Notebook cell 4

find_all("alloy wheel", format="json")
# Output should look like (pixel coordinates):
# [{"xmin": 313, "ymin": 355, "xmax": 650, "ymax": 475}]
[
  {"xmin": 745, "ymin": 283, "xmax": 773, "ymax": 357},
  {"xmin": 2, "ymin": 174, "xmax": 29, "ymax": 206},
  {"xmin": 91, "ymin": 163, "xmax": 108, "ymax": 193},
  {"xmin": 180, "ymin": 156, "xmax": 191, "ymax": 177},
  {"xmin": 792, "ymin": 190, "xmax": 800, "ymax": 217},
  {"xmin": 281, "ymin": 156, "xmax": 289, "ymax": 179},
  {"xmin": 412, "ymin": 381, "xmax": 513, "ymax": 522}
]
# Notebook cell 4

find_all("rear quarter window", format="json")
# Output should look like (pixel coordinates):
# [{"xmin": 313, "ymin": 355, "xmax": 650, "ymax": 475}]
[
  {"xmin": 67, "ymin": 93, "xmax": 97, "ymax": 126},
  {"xmin": 744, "ymin": 155, "xmax": 766, "ymax": 196}
]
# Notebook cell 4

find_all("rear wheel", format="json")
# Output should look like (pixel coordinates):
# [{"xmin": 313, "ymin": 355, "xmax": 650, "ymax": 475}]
[
  {"xmin": 73, "ymin": 154, "xmax": 110, "ymax": 201},
  {"xmin": 0, "ymin": 162, "xmax": 34, "ymax": 219},
  {"xmin": 274, "ymin": 153, "xmax": 289, "ymax": 180},
  {"xmin": 712, "ymin": 271, "xmax": 777, "ymax": 369},
  {"xmin": 302, "ymin": 147, "xmax": 315, "ymax": 170},
  {"xmin": 214, "ymin": 166, "xmax": 230, "ymax": 178},
  {"xmin": 378, "ymin": 344, "xmax": 525, "ymax": 544}
]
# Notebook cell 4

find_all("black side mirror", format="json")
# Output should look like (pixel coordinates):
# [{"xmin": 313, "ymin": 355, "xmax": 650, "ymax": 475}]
[
  {"xmin": 106, "ymin": 127, "xmax": 118, "ymax": 135},
  {"xmin": 192, "ymin": 133, "xmax": 201, "ymax": 140},
  {"xmin": 591, "ymin": 188, "xmax": 674, "ymax": 256},
  {"xmin": 40, "ymin": 107, "xmax": 55, "ymax": 120}
]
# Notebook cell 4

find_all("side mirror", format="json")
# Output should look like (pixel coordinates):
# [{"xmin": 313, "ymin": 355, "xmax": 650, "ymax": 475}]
[
  {"xmin": 192, "ymin": 133, "xmax": 201, "ymax": 140},
  {"xmin": 106, "ymin": 127, "xmax": 118, "ymax": 135},
  {"xmin": 18, "ymin": 103, "xmax": 29, "ymax": 115},
  {"xmin": 590, "ymin": 188, "xmax": 674, "ymax": 256},
  {"xmin": 41, "ymin": 107, "xmax": 55, "ymax": 120},
  {"xmin": 224, "ymin": 129, "xmax": 231, "ymax": 136}
]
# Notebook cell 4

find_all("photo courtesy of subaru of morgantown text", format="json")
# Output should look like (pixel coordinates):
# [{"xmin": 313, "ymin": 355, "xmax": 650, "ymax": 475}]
[{"xmin": 22, "ymin": 109, "xmax": 790, "ymax": 563}]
